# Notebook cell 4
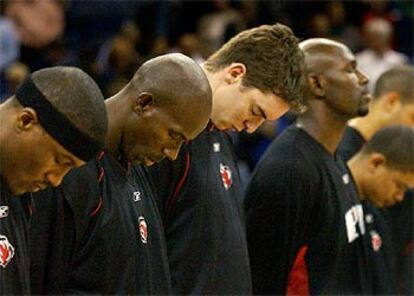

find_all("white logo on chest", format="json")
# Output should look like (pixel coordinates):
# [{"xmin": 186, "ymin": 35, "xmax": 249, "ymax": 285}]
[
  {"xmin": 345, "ymin": 204, "xmax": 366, "ymax": 243},
  {"xmin": 213, "ymin": 142, "xmax": 221, "ymax": 152},
  {"xmin": 133, "ymin": 191, "xmax": 141, "ymax": 202},
  {"xmin": 342, "ymin": 174, "xmax": 350, "ymax": 184},
  {"xmin": 0, "ymin": 206, "xmax": 9, "ymax": 218}
]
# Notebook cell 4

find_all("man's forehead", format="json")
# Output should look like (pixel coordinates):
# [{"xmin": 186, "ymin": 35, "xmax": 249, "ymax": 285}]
[
  {"xmin": 164, "ymin": 108, "xmax": 205, "ymax": 139},
  {"xmin": 341, "ymin": 46, "xmax": 355, "ymax": 63},
  {"xmin": 305, "ymin": 46, "xmax": 355, "ymax": 73},
  {"xmin": 301, "ymin": 38, "xmax": 353, "ymax": 60}
]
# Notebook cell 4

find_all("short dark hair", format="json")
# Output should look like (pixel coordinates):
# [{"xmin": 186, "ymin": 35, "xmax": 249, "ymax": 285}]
[
  {"xmin": 204, "ymin": 23, "xmax": 305, "ymax": 112},
  {"xmin": 360, "ymin": 125, "xmax": 414, "ymax": 173},
  {"xmin": 30, "ymin": 66, "xmax": 107, "ymax": 148},
  {"xmin": 374, "ymin": 65, "xmax": 414, "ymax": 104}
]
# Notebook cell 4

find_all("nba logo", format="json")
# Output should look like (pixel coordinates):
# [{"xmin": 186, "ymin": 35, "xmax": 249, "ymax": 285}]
[{"xmin": 138, "ymin": 216, "xmax": 148, "ymax": 244}]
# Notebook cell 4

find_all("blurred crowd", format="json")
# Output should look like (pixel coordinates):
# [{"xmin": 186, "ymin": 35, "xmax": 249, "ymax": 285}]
[{"xmin": 0, "ymin": 0, "xmax": 412, "ymax": 181}]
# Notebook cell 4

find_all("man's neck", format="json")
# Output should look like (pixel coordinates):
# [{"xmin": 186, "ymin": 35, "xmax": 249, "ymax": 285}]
[
  {"xmin": 202, "ymin": 65, "xmax": 220, "ymax": 123},
  {"xmin": 298, "ymin": 104, "xmax": 349, "ymax": 154},
  {"xmin": 372, "ymin": 47, "xmax": 390, "ymax": 58},
  {"xmin": 347, "ymin": 157, "xmax": 365, "ymax": 201},
  {"xmin": 105, "ymin": 93, "xmax": 127, "ymax": 160},
  {"xmin": 348, "ymin": 113, "xmax": 382, "ymax": 141}
]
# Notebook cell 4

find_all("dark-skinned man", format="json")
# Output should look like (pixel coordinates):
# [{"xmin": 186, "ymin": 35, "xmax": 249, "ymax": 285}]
[
  {"xmin": 244, "ymin": 38, "xmax": 373, "ymax": 294},
  {"xmin": 348, "ymin": 125, "xmax": 414, "ymax": 295},
  {"xmin": 337, "ymin": 65, "xmax": 414, "ymax": 295},
  {"xmin": 0, "ymin": 66, "xmax": 108, "ymax": 294},
  {"xmin": 148, "ymin": 23, "xmax": 305, "ymax": 294},
  {"xmin": 338, "ymin": 65, "xmax": 414, "ymax": 161},
  {"xmin": 29, "ymin": 53, "xmax": 212, "ymax": 294}
]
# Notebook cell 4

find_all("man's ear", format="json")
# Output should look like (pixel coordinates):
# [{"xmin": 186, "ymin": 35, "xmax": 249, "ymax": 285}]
[
  {"xmin": 16, "ymin": 107, "xmax": 38, "ymax": 133},
  {"xmin": 224, "ymin": 63, "xmax": 247, "ymax": 84},
  {"xmin": 380, "ymin": 91, "xmax": 402, "ymax": 113},
  {"xmin": 307, "ymin": 73, "xmax": 326, "ymax": 98},
  {"xmin": 367, "ymin": 153, "xmax": 386, "ymax": 173},
  {"xmin": 134, "ymin": 92, "xmax": 154, "ymax": 116}
]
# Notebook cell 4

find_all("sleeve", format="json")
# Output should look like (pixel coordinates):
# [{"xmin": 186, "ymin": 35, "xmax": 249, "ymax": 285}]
[
  {"xmin": 147, "ymin": 143, "xmax": 190, "ymax": 220},
  {"xmin": 244, "ymin": 155, "xmax": 321, "ymax": 294},
  {"xmin": 30, "ymin": 187, "xmax": 77, "ymax": 294},
  {"xmin": 60, "ymin": 160, "xmax": 101, "ymax": 244}
]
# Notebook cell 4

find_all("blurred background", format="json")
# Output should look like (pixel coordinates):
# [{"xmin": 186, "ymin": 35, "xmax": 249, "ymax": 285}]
[{"xmin": 1, "ymin": 0, "xmax": 412, "ymax": 183}]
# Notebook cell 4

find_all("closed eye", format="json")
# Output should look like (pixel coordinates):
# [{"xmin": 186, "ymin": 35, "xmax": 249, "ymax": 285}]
[
  {"xmin": 169, "ymin": 130, "xmax": 183, "ymax": 141},
  {"xmin": 55, "ymin": 154, "xmax": 74, "ymax": 167},
  {"xmin": 252, "ymin": 105, "xmax": 267, "ymax": 120}
]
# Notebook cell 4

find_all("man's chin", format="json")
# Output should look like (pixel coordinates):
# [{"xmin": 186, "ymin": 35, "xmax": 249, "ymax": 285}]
[{"xmin": 357, "ymin": 107, "xmax": 369, "ymax": 117}]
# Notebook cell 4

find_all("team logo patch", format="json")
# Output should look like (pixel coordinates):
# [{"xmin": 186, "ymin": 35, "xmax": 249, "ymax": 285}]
[
  {"xmin": 138, "ymin": 216, "xmax": 148, "ymax": 244},
  {"xmin": 0, "ymin": 235, "xmax": 15, "ymax": 268},
  {"xmin": 0, "ymin": 206, "xmax": 9, "ymax": 218},
  {"xmin": 370, "ymin": 230, "xmax": 382, "ymax": 252},
  {"xmin": 220, "ymin": 163, "xmax": 232, "ymax": 190}
]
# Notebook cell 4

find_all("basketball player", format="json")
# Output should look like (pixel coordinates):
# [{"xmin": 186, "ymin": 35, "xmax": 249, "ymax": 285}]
[
  {"xmin": 348, "ymin": 125, "xmax": 414, "ymax": 294},
  {"xmin": 148, "ymin": 23, "xmax": 305, "ymax": 294},
  {"xmin": 338, "ymin": 65, "xmax": 414, "ymax": 161},
  {"xmin": 0, "ymin": 66, "xmax": 108, "ymax": 294},
  {"xmin": 337, "ymin": 66, "xmax": 414, "ymax": 295},
  {"xmin": 29, "ymin": 53, "xmax": 212, "ymax": 294},
  {"xmin": 244, "ymin": 38, "xmax": 373, "ymax": 294}
]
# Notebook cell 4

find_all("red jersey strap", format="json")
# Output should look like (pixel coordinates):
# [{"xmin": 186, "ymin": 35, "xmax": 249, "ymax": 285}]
[
  {"xmin": 89, "ymin": 150, "xmax": 105, "ymax": 217},
  {"xmin": 163, "ymin": 152, "xmax": 191, "ymax": 226}
]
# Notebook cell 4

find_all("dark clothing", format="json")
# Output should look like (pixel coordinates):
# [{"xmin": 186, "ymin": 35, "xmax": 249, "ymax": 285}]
[
  {"xmin": 245, "ymin": 125, "xmax": 372, "ymax": 295},
  {"xmin": 337, "ymin": 126, "xmax": 366, "ymax": 161},
  {"xmin": 387, "ymin": 195, "xmax": 414, "ymax": 295},
  {"xmin": 148, "ymin": 129, "xmax": 252, "ymax": 295},
  {"xmin": 29, "ymin": 187, "xmax": 75, "ymax": 295},
  {"xmin": 29, "ymin": 152, "xmax": 171, "ymax": 295},
  {"xmin": 0, "ymin": 177, "xmax": 32, "ymax": 295},
  {"xmin": 338, "ymin": 126, "xmax": 414, "ymax": 295},
  {"xmin": 362, "ymin": 200, "xmax": 397, "ymax": 294}
]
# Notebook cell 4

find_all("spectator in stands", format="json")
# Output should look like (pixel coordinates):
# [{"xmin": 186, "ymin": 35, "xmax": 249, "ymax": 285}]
[{"xmin": 356, "ymin": 18, "xmax": 408, "ymax": 91}]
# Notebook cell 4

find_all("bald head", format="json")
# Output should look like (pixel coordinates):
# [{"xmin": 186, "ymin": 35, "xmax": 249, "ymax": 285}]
[
  {"xmin": 112, "ymin": 53, "xmax": 213, "ymax": 164},
  {"xmin": 298, "ymin": 38, "xmax": 370, "ymax": 119},
  {"xmin": 129, "ymin": 53, "xmax": 211, "ymax": 111},
  {"xmin": 124, "ymin": 53, "xmax": 212, "ymax": 139},
  {"xmin": 299, "ymin": 38, "xmax": 353, "ymax": 74}
]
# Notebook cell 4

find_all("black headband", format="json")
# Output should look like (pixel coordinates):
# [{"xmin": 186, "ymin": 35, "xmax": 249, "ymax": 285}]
[{"xmin": 15, "ymin": 76, "xmax": 102, "ymax": 161}]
